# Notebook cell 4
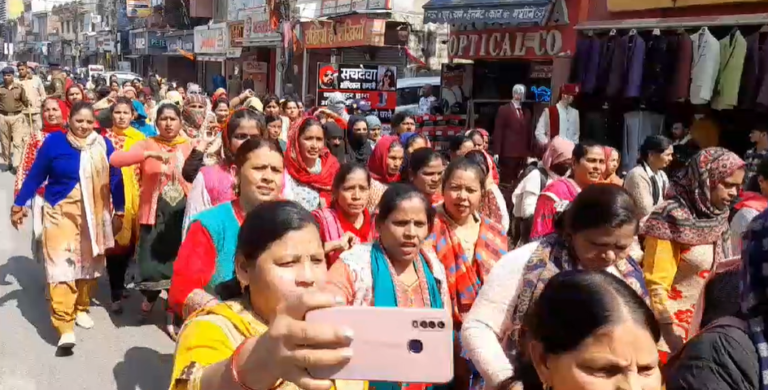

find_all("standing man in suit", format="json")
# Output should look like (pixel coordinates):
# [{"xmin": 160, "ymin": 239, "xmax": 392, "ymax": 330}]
[
  {"xmin": 535, "ymin": 84, "xmax": 581, "ymax": 146},
  {"xmin": 493, "ymin": 84, "xmax": 532, "ymax": 186}
]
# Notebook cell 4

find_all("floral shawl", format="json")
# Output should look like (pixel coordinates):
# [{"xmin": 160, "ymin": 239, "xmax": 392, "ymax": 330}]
[
  {"xmin": 505, "ymin": 235, "xmax": 648, "ymax": 361},
  {"xmin": 426, "ymin": 207, "xmax": 508, "ymax": 325},
  {"xmin": 642, "ymin": 148, "xmax": 744, "ymax": 266}
]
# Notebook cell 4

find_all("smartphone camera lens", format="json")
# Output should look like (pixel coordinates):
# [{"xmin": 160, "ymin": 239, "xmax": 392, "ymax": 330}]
[
  {"xmin": 407, "ymin": 339, "xmax": 424, "ymax": 354},
  {"xmin": 412, "ymin": 320, "xmax": 419, "ymax": 329},
  {"xmin": 437, "ymin": 321, "xmax": 445, "ymax": 329},
  {"xmin": 428, "ymin": 321, "xmax": 436, "ymax": 329},
  {"xmin": 419, "ymin": 321, "xmax": 428, "ymax": 329}
]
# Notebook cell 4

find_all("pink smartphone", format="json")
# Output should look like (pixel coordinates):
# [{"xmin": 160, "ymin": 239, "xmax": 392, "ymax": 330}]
[{"xmin": 304, "ymin": 306, "xmax": 453, "ymax": 384}]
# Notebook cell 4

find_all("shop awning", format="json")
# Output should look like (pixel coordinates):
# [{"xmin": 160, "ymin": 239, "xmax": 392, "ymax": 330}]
[
  {"xmin": 575, "ymin": 12, "xmax": 768, "ymax": 30},
  {"xmin": 422, "ymin": 0, "xmax": 551, "ymax": 25}
]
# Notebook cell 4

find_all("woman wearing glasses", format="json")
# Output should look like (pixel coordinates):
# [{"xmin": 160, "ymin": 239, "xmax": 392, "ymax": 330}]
[{"xmin": 182, "ymin": 110, "xmax": 265, "ymax": 234}]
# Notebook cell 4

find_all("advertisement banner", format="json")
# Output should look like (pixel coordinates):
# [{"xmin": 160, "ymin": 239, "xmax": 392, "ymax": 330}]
[
  {"xmin": 126, "ymin": 0, "xmax": 151, "ymax": 18},
  {"xmin": 317, "ymin": 63, "xmax": 398, "ymax": 123}
]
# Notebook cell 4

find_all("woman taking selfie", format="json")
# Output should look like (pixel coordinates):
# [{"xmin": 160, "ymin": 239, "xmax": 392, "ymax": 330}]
[
  {"xmin": 169, "ymin": 201, "xmax": 359, "ymax": 390},
  {"xmin": 183, "ymin": 110, "xmax": 264, "ymax": 233},
  {"xmin": 402, "ymin": 148, "xmax": 445, "ymax": 207},
  {"xmin": 110, "ymin": 103, "xmax": 193, "ymax": 332},
  {"xmin": 367, "ymin": 136, "xmax": 405, "ymax": 211},
  {"xmin": 313, "ymin": 163, "xmax": 373, "ymax": 267},
  {"xmin": 642, "ymin": 148, "xmax": 744, "ymax": 360},
  {"xmin": 14, "ymin": 98, "xmax": 70, "ymax": 262},
  {"xmin": 284, "ymin": 118, "xmax": 341, "ymax": 211},
  {"xmin": 102, "ymin": 97, "xmax": 147, "ymax": 313},
  {"xmin": 511, "ymin": 271, "xmax": 662, "ymax": 390},
  {"xmin": 12, "ymin": 101, "xmax": 123, "ymax": 354},
  {"xmin": 170, "ymin": 138, "xmax": 284, "ymax": 318},
  {"xmin": 530, "ymin": 141, "xmax": 606, "ymax": 240},
  {"xmin": 462, "ymin": 184, "xmax": 648, "ymax": 389}
]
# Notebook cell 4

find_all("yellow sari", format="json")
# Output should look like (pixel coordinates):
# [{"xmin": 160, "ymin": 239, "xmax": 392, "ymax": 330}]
[
  {"xmin": 170, "ymin": 300, "xmax": 367, "ymax": 390},
  {"xmin": 107, "ymin": 127, "xmax": 146, "ymax": 247}
]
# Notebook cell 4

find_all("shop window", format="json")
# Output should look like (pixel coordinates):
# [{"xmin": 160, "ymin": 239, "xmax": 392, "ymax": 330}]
[{"xmin": 397, "ymin": 86, "xmax": 422, "ymax": 107}]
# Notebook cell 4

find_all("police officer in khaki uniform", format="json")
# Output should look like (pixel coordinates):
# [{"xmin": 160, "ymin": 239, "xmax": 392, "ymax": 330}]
[
  {"xmin": 0, "ymin": 66, "xmax": 30, "ymax": 174},
  {"xmin": 18, "ymin": 61, "xmax": 46, "ymax": 134},
  {"xmin": 47, "ymin": 63, "xmax": 66, "ymax": 100}
]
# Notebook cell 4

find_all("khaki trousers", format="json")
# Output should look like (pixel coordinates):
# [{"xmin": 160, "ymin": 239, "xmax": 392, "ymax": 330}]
[
  {"xmin": 47, "ymin": 279, "xmax": 97, "ymax": 335},
  {"xmin": 0, "ymin": 113, "xmax": 31, "ymax": 169},
  {"xmin": 23, "ymin": 112, "xmax": 42, "ymax": 134}
]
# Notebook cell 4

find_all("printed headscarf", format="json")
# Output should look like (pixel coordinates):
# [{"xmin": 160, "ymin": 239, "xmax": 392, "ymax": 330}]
[
  {"xmin": 182, "ymin": 94, "xmax": 209, "ymax": 138},
  {"xmin": 368, "ymin": 135, "xmax": 402, "ymax": 184},
  {"xmin": 284, "ymin": 117, "xmax": 341, "ymax": 205},
  {"xmin": 42, "ymin": 98, "xmax": 69, "ymax": 134},
  {"xmin": 642, "ymin": 148, "xmax": 744, "ymax": 261}
]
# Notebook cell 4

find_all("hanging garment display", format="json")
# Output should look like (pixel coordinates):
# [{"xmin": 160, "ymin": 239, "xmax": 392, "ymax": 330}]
[
  {"xmin": 690, "ymin": 27, "xmax": 721, "ymax": 105},
  {"xmin": 608, "ymin": 32, "xmax": 646, "ymax": 98},
  {"xmin": 668, "ymin": 32, "xmax": 693, "ymax": 102},
  {"xmin": 712, "ymin": 29, "xmax": 747, "ymax": 110},
  {"xmin": 738, "ymin": 31, "xmax": 768, "ymax": 110},
  {"xmin": 642, "ymin": 32, "xmax": 674, "ymax": 104}
]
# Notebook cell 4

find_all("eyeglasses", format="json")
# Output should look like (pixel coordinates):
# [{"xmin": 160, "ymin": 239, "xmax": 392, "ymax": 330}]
[{"xmin": 232, "ymin": 133, "xmax": 261, "ymax": 141}]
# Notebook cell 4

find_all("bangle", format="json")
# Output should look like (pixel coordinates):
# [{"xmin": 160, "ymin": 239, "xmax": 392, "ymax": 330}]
[{"xmin": 230, "ymin": 340, "xmax": 285, "ymax": 390}]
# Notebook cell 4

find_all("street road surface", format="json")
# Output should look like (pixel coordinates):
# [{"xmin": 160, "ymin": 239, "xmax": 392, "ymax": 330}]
[{"xmin": 0, "ymin": 169, "xmax": 176, "ymax": 390}]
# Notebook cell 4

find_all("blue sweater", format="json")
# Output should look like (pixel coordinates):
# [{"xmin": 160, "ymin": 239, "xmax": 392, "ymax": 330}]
[{"xmin": 14, "ymin": 131, "xmax": 125, "ymax": 212}]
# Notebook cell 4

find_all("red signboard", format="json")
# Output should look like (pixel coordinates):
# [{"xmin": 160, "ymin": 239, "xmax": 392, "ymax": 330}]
[{"xmin": 448, "ymin": 26, "xmax": 576, "ymax": 60}]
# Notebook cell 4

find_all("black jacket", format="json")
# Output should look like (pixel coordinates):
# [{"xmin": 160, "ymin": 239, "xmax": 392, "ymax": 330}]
[{"xmin": 665, "ymin": 319, "xmax": 759, "ymax": 390}]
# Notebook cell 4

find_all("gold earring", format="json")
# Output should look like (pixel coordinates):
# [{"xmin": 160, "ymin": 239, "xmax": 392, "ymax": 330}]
[{"xmin": 542, "ymin": 382, "xmax": 551, "ymax": 390}]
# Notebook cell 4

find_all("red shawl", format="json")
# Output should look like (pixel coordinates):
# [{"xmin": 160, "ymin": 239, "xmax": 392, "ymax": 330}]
[
  {"xmin": 368, "ymin": 135, "xmax": 401, "ymax": 183},
  {"xmin": 285, "ymin": 117, "xmax": 340, "ymax": 205},
  {"xmin": 734, "ymin": 191, "xmax": 768, "ymax": 214},
  {"xmin": 547, "ymin": 106, "xmax": 560, "ymax": 138},
  {"xmin": 42, "ymin": 98, "xmax": 69, "ymax": 134}
]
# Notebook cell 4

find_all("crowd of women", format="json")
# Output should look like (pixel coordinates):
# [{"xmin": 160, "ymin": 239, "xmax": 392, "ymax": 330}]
[{"xmin": 9, "ymin": 80, "xmax": 768, "ymax": 390}]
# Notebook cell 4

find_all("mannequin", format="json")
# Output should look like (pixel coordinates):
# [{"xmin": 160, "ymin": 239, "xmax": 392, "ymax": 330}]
[
  {"xmin": 535, "ymin": 83, "xmax": 580, "ymax": 145},
  {"xmin": 492, "ymin": 84, "xmax": 532, "ymax": 186}
]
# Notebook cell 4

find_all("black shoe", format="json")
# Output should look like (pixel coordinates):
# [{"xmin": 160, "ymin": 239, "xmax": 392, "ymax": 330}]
[{"xmin": 8, "ymin": 167, "xmax": 17, "ymax": 175}]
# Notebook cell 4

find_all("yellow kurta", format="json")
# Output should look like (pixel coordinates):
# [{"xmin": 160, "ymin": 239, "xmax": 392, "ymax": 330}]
[
  {"xmin": 642, "ymin": 237, "xmax": 715, "ymax": 352},
  {"xmin": 170, "ymin": 300, "xmax": 366, "ymax": 390}
]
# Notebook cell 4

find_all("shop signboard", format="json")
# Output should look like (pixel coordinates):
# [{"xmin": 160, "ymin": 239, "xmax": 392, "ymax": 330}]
[
  {"xmin": 447, "ymin": 27, "xmax": 576, "ymax": 60},
  {"xmin": 317, "ymin": 63, "xmax": 398, "ymax": 123},
  {"xmin": 302, "ymin": 15, "xmax": 387, "ymax": 49},
  {"xmin": 423, "ymin": 2, "xmax": 550, "ymax": 25},
  {"xmin": 229, "ymin": 21, "xmax": 245, "ymax": 48},
  {"xmin": 194, "ymin": 23, "xmax": 228, "ymax": 54},
  {"xmin": 320, "ymin": 0, "xmax": 388, "ymax": 16},
  {"xmin": 167, "ymin": 34, "xmax": 195, "ymax": 53},
  {"xmin": 126, "ymin": 0, "xmax": 151, "ymax": 18},
  {"xmin": 243, "ymin": 59, "xmax": 269, "ymax": 96},
  {"xmin": 244, "ymin": 7, "xmax": 281, "ymax": 44}
]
